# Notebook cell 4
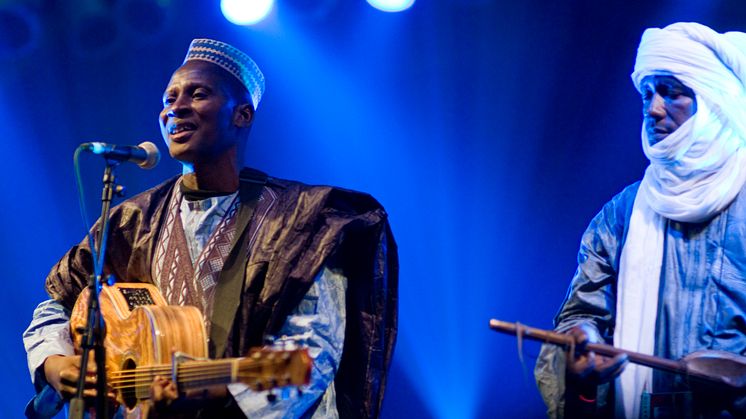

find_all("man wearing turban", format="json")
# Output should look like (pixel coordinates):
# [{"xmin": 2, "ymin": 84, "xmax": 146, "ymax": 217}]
[{"xmin": 535, "ymin": 22, "xmax": 746, "ymax": 418}]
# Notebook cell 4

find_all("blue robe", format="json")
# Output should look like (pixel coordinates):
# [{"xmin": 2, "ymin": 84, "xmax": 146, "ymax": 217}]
[{"xmin": 535, "ymin": 182, "xmax": 746, "ymax": 418}]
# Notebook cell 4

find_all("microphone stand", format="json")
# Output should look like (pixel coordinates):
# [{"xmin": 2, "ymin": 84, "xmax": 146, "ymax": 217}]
[{"xmin": 69, "ymin": 160, "xmax": 125, "ymax": 419}]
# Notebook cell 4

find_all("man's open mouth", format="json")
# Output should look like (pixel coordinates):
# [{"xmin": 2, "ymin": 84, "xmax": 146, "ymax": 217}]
[{"xmin": 169, "ymin": 122, "xmax": 197, "ymax": 135}]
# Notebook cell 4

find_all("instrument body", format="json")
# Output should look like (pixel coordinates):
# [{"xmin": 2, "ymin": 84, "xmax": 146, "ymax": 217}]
[{"xmin": 71, "ymin": 283, "xmax": 311, "ymax": 415}]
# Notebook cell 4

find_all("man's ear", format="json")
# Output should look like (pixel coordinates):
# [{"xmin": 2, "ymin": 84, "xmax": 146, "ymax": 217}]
[{"xmin": 233, "ymin": 103, "xmax": 254, "ymax": 127}]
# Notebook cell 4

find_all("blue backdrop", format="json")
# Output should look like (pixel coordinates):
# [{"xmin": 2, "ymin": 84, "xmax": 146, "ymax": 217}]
[{"xmin": 2, "ymin": 0, "xmax": 743, "ymax": 417}]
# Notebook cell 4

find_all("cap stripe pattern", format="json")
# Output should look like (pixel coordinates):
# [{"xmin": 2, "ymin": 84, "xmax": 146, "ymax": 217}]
[{"xmin": 184, "ymin": 39, "xmax": 265, "ymax": 110}]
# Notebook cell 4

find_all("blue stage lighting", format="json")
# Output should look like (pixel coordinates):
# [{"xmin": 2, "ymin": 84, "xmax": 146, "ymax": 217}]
[
  {"xmin": 0, "ymin": 5, "xmax": 41, "ymax": 59},
  {"xmin": 366, "ymin": 0, "xmax": 415, "ymax": 12},
  {"xmin": 221, "ymin": 0, "xmax": 274, "ymax": 25}
]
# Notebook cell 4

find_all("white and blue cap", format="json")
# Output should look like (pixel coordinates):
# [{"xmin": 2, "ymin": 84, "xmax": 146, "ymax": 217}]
[{"xmin": 183, "ymin": 38, "xmax": 265, "ymax": 110}]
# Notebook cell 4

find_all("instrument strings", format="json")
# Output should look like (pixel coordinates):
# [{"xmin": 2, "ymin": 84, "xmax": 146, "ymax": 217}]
[{"xmin": 108, "ymin": 359, "xmax": 290, "ymax": 390}]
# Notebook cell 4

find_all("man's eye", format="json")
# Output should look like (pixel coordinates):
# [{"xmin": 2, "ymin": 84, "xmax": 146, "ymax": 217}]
[
  {"xmin": 193, "ymin": 90, "xmax": 208, "ymax": 99},
  {"xmin": 163, "ymin": 97, "xmax": 175, "ymax": 106}
]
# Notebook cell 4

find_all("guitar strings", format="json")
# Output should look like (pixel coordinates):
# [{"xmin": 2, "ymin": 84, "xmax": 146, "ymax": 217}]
[
  {"xmin": 109, "ymin": 372, "xmax": 295, "ymax": 391},
  {"xmin": 109, "ymin": 375, "xmax": 286, "ymax": 391},
  {"xmin": 109, "ymin": 370, "xmax": 297, "ymax": 392},
  {"xmin": 107, "ymin": 360, "xmax": 298, "ymax": 390},
  {"xmin": 110, "ymin": 366, "xmax": 253, "ymax": 382},
  {"xmin": 109, "ymin": 367, "xmax": 277, "ymax": 386},
  {"xmin": 108, "ymin": 358, "xmax": 283, "ymax": 378}
]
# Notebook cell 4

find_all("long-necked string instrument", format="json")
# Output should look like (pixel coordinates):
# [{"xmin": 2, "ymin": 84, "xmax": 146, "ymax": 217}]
[{"xmin": 489, "ymin": 319, "xmax": 746, "ymax": 390}]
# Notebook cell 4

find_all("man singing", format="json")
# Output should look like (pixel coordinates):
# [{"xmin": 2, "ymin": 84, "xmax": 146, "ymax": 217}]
[{"xmin": 24, "ymin": 39, "xmax": 398, "ymax": 418}]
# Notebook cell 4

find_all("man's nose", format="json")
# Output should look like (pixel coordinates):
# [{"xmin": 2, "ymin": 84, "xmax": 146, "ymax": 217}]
[
  {"xmin": 167, "ymin": 96, "xmax": 191, "ymax": 118},
  {"xmin": 645, "ymin": 94, "xmax": 666, "ymax": 119}
]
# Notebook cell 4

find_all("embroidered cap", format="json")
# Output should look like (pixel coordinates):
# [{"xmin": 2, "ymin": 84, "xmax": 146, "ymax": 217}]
[{"xmin": 183, "ymin": 38, "xmax": 265, "ymax": 110}]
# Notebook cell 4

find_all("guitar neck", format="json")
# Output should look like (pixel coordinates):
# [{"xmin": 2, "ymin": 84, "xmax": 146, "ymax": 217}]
[
  {"xmin": 108, "ymin": 349, "xmax": 311, "ymax": 400},
  {"xmin": 157, "ymin": 355, "xmax": 298, "ymax": 391},
  {"xmin": 174, "ymin": 350, "xmax": 311, "ymax": 391},
  {"xmin": 174, "ymin": 358, "xmax": 241, "ymax": 390}
]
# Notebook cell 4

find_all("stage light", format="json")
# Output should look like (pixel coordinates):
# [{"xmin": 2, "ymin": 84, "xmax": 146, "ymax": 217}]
[
  {"xmin": 366, "ymin": 0, "xmax": 415, "ymax": 13},
  {"xmin": 221, "ymin": 0, "xmax": 273, "ymax": 25}
]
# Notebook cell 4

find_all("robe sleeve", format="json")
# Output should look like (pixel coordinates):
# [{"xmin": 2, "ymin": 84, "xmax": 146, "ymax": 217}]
[
  {"xmin": 22, "ymin": 300, "xmax": 73, "ymax": 419},
  {"xmin": 228, "ymin": 265, "xmax": 347, "ymax": 418},
  {"xmin": 534, "ymin": 183, "xmax": 637, "ymax": 418}
]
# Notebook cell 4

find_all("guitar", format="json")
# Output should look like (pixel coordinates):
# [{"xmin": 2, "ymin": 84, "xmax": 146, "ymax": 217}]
[{"xmin": 70, "ymin": 282, "xmax": 312, "ymax": 414}]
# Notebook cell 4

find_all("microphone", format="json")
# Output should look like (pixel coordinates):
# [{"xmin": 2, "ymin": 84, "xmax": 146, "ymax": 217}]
[{"xmin": 81, "ymin": 141, "xmax": 161, "ymax": 169}]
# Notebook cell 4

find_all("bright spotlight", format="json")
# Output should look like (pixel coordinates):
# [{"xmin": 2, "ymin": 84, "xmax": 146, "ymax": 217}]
[
  {"xmin": 366, "ymin": 0, "xmax": 415, "ymax": 12},
  {"xmin": 221, "ymin": 0, "xmax": 274, "ymax": 25}
]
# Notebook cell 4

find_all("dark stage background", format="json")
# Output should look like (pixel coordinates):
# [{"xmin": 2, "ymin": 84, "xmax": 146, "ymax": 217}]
[{"xmin": 3, "ymin": 0, "xmax": 745, "ymax": 417}]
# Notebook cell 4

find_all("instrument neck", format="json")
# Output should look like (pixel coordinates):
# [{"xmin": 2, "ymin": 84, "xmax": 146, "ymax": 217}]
[{"xmin": 174, "ymin": 358, "xmax": 240, "ymax": 390}]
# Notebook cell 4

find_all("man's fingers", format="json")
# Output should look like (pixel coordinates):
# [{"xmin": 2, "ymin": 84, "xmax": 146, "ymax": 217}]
[
  {"xmin": 565, "ymin": 325, "xmax": 600, "ymax": 379},
  {"xmin": 151, "ymin": 376, "xmax": 166, "ymax": 400},
  {"xmin": 58, "ymin": 384, "xmax": 78, "ymax": 399},
  {"xmin": 59, "ymin": 368, "xmax": 82, "ymax": 386},
  {"xmin": 71, "ymin": 353, "xmax": 97, "ymax": 371},
  {"xmin": 59, "ymin": 367, "xmax": 97, "ymax": 387},
  {"xmin": 567, "ymin": 351, "xmax": 597, "ymax": 378},
  {"xmin": 580, "ymin": 352, "xmax": 596, "ymax": 377},
  {"xmin": 151, "ymin": 375, "xmax": 178, "ymax": 404},
  {"xmin": 596, "ymin": 353, "xmax": 629, "ymax": 382},
  {"xmin": 566, "ymin": 326, "xmax": 588, "ymax": 363},
  {"xmin": 567, "ymin": 326, "xmax": 590, "ymax": 350},
  {"xmin": 164, "ymin": 380, "xmax": 178, "ymax": 400}
]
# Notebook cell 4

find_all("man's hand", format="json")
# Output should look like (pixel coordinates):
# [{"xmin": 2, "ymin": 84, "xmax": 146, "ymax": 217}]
[
  {"xmin": 149, "ymin": 375, "xmax": 230, "ymax": 416},
  {"xmin": 43, "ymin": 354, "xmax": 110, "ymax": 400},
  {"xmin": 150, "ymin": 375, "xmax": 179, "ymax": 412},
  {"xmin": 565, "ymin": 324, "xmax": 628, "ymax": 387}
]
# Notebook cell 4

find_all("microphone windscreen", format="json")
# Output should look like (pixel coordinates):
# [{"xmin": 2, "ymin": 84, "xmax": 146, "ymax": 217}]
[{"xmin": 137, "ymin": 141, "xmax": 161, "ymax": 169}]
